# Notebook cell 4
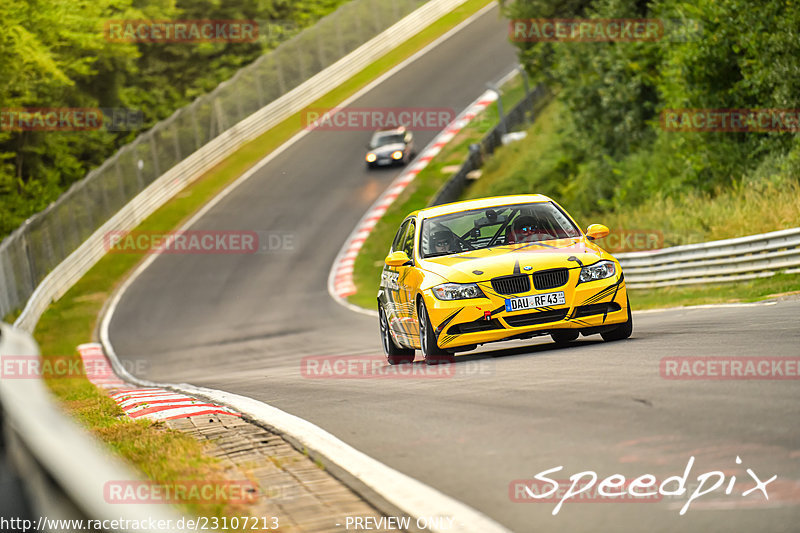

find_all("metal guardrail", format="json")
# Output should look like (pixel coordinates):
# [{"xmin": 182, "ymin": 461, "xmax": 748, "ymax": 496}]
[
  {"xmin": 2, "ymin": 0, "xmax": 470, "ymax": 332},
  {"xmin": 430, "ymin": 83, "xmax": 549, "ymax": 206},
  {"xmin": 0, "ymin": 323, "xmax": 194, "ymax": 532},
  {"xmin": 617, "ymin": 227, "xmax": 800, "ymax": 289}
]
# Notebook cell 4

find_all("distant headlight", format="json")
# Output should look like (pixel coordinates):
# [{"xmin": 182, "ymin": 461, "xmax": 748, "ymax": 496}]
[
  {"xmin": 432, "ymin": 283, "xmax": 485, "ymax": 300},
  {"xmin": 579, "ymin": 260, "xmax": 616, "ymax": 283},
  {"xmin": 391, "ymin": 150, "xmax": 403, "ymax": 160},
  {"xmin": 366, "ymin": 153, "xmax": 377, "ymax": 162}
]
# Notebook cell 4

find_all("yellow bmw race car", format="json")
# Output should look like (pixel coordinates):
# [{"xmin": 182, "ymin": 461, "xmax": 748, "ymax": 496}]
[{"xmin": 377, "ymin": 194, "xmax": 632, "ymax": 364}]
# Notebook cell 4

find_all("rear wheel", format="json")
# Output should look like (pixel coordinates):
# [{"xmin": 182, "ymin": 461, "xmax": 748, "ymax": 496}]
[
  {"xmin": 601, "ymin": 298, "xmax": 633, "ymax": 341},
  {"xmin": 551, "ymin": 331, "xmax": 579, "ymax": 344},
  {"xmin": 418, "ymin": 300, "xmax": 454, "ymax": 365},
  {"xmin": 379, "ymin": 306, "xmax": 414, "ymax": 364}
]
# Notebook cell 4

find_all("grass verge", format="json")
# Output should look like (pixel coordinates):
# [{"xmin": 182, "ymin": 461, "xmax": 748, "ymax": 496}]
[{"xmin": 31, "ymin": 0, "xmax": 494, "ymax": 522}]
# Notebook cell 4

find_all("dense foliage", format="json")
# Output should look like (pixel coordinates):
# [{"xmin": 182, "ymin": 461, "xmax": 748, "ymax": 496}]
[
  {"xmin": 498, "ymin": 0, "xmax": 800, "ymax": 219},
  {"xmin": 0, "ymin": 0, "xmax": 347, "ymax": 237}
]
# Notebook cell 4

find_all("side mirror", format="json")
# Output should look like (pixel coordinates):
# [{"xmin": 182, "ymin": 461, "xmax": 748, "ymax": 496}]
[
  {"xmin": 586, "ymin": 224, "xmax": 610, "ymax": 241},
  {"xmin": 385, "ymin": 250, "xmax": 412, "ymax": 267}
]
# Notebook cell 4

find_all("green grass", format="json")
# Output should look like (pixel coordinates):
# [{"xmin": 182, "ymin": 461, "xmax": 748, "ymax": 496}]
[
  {"xmin": 630, "ymin": 273, "xmax": 800, "ymax": 310},
  {"xmin": 595, "ymin": 179, "xmax": 800, "ymax": 251},
  {"xmin": 29, "ymin": 0, "xmax": 496, "ymax": 523},
  {"xmin": 347, "ymin": 74, "xmax": 546, "ymax": 309},
  {"xmin": 462, "ymin": 97, "xmax": 562, "ymax": 201}
]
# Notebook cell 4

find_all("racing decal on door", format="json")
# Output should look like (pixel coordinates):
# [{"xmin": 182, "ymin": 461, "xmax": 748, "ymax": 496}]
[{"xmin": 381, "ymin": 270, "xmax": 400, "ymax": 291}]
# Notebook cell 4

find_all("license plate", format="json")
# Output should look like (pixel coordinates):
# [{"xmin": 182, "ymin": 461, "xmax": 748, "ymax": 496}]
[
  {"xmin": 377, "ymin": 159, "xmax": 391, "ymax": 165},
  {"xmin": 505, "ymin": 291, "xmax": 565, "ymax": 312}
]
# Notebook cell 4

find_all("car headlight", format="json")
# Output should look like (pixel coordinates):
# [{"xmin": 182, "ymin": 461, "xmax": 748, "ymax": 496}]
[
  {"xmin": 579, "ymin": 260, "xmax": 617, "ymax": 283},
  {"xmin": 432, "ymin": 283, "xmax": 485, "ymax": 300},
  {"xmin": 366, "ymin": 153, "xmax": 377, "ymax": 162},
  {"xmin": 391, "ymin": 150, "xmax": 403, "ymax": 160}
]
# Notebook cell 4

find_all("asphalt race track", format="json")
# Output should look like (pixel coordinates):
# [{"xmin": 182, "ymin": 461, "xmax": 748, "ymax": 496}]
[{"xmin": 107, "ymin": 5, "xmax": 800, "ymax": 532}]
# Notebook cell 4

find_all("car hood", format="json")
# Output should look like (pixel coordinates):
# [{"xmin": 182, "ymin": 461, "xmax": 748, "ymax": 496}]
[
  {"xmin": 370, "ymin": 142, "xmax": 406, "ymax": 155},
  {"xmin": 419, "ymin": 237, "xmax": 612, "ymax": 283}
]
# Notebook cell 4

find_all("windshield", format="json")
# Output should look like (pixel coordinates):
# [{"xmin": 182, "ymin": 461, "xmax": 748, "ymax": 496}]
[
  {"xmin": 420, "ymin": 202, "xmax": 581, "ymax": 258},
  {"xmin": 370, "ymin": 133, "xmax": 405, "ymax": 148}
]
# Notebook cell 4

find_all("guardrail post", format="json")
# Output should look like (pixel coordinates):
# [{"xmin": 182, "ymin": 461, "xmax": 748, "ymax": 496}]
[{"xmin": 20, "ymin": 230, "xmax": 38, "ymax": 295}]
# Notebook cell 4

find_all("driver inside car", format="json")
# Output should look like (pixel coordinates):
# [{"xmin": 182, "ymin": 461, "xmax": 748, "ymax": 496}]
[
  {"xmin": 510, "ymin": 215, "xmax": 550, "ymax": 243},
  {"xmin": 431, "ymin": 229, "xmax": 459, "ymax": 255}
]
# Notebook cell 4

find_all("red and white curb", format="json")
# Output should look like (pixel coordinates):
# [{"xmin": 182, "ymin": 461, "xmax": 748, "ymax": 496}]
[
  {"xmin": 78, "ymin": 343, "xmax": 240, "ymax": 421},
  {"xmin": 327, "ymin": 89, "xmax": 498, "ymax": 303}
]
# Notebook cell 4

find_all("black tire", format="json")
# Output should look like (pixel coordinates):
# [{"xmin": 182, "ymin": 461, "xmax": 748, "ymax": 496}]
[
  {"xmin": 601, "ymin": 297, "xmax": 633, "ymax": 341},
  {"xmin": 417, "ymin": 300, "xmax": 454, "ymax": 365},
  {"xmin": 551, "ymin": 330, "xmax": 579, "ymax": 344},
  {"xmin": 379, "ymin": 306, "xmax": 414, "ymax": 364}
]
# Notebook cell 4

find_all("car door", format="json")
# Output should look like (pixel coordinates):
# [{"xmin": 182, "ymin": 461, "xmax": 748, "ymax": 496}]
[
  {"xmin": 395, "ymin": 218, "xmax": 423, "ymax": 348},
  {"xmin": 380, "ymin": 219, "xmax": 410, "ymax": 344}
]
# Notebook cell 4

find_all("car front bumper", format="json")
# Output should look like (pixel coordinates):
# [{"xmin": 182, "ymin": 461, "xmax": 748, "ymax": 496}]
[{"xmin": 424, "ymin": 272, "xmax": 629, "ymax": 350}]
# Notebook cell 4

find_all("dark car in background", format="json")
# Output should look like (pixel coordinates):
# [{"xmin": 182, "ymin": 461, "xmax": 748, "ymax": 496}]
[{"xmin": 365, "ymin": 127, "xmax": 415, "ymax": 168}]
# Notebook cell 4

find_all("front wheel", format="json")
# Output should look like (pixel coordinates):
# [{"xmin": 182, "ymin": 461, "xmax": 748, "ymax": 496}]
[
  {"xmin": 601, "ymin": 298, "xmax": 633, "ymax": 341},
  {"xmin": 417, "ymin": 300, "xmax": 454, "ymax": 365},
  {"xmin": 379, "ymin": 306, "xmax": 414, "ymax": 364}
]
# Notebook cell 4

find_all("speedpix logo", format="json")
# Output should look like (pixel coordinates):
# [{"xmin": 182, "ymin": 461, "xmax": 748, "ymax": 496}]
[{"xmin": 512, "ymin": 456, "xmax": 776, "ymax": 515}]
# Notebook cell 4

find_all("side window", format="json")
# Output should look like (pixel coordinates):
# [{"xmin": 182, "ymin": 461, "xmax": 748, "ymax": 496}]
[
  {"xmin": 402, "ymin": 220, "xmax": 416, "ymax": 260},
  {"xmin": 392, "ymin": 220, "xmax": 409, "ymax": 252}
]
